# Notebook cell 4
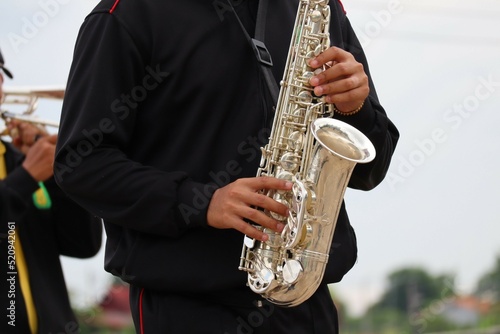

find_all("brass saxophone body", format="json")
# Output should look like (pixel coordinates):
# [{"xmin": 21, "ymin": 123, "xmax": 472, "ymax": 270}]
[{"xmin": 238, "ymin": 0, "xmax": 376, "ymax": 307}]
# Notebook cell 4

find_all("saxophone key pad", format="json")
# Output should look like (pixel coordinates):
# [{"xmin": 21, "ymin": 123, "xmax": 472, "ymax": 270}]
[{"xmin": 282, "ymin": 259, "xmax": 303, "ymax": 284}]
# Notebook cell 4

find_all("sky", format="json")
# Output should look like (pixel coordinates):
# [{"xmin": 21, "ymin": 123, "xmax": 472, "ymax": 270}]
[{"xmin": 1, "ymin": 0, "xmax": 499, "ymax": 317}]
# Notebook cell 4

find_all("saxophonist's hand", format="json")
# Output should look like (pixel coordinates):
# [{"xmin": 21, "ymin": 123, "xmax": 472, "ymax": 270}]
[
  {"xmin": 308, "ymin": 46, "xmax": 369, "ymax": 114},
  {"xmin": 207, "ymin": 177, "xmax": 292, "ymax": 241}
]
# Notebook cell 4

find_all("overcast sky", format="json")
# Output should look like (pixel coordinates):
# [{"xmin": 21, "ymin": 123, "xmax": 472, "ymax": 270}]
[{"xmin": 1, "ymin": 0, "xmax": 499, "ymax": 317}]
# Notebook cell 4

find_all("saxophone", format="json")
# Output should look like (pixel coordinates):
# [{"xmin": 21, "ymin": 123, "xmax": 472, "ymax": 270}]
[{"xmin": 238, "ymin": 0, "xmax": 376, "ymax": 307}]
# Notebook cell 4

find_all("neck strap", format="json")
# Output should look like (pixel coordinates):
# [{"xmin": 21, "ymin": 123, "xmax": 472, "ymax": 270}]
[{"xmin": 226, "ymin": 0, "xmax": 279, "ymax": 105}]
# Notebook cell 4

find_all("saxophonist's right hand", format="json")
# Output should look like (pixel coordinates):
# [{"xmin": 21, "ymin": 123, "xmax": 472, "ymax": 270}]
[{"xmin": 207, "ymin": 177, "xmax": 292, "ymax": 241}]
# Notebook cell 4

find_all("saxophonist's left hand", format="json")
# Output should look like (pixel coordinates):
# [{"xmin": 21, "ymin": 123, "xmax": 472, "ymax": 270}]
[{"xmin": 308, "ymin": 46, "xmax": 369, "ymax": 114}]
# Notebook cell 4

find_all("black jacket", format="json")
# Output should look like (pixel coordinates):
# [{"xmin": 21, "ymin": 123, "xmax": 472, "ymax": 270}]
[
  {"xmin": 55, "ymin": 0, "xmax": 399, "ymax": 306},
  {"xmin": 1, "ymin": 140, "xmax": 102, "ymax": 333}
]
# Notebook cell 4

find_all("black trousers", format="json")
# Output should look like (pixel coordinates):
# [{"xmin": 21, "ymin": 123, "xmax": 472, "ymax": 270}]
[{"xmin": 129, "ymin": 284, "xmax": 338, "ymax": 334}]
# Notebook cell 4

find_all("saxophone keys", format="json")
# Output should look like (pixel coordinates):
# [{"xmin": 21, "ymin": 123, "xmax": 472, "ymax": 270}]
[
  {"xmin": 296, "ymin": 90, "xmax": 313, "ymax": 106},
  {"xmin": 276, "ymin": 171, "xmax": 294, "ymax": 191},
  {"xmin": 288, "ymin": 131, "xmax": 304, "ymax": 151},
  {"xmin": 295, "ymin": 221, "xmax": 313, "ymax": 248},
  {"xmin": 302, "ymin": 70, "xmax": 315, "ymax": 86},
  {"xmin": 279, "ymin": 152, "xmax": 300, "ymax": 172},
  {"xmin": 270, "ymin": 195, "xmax": 288, "ymax": 221},
  {"xmin": 244, "ymin": 235, "xmax": 256, "ymax": 249},
  {"xmin": 304, "ymin": 46, "xmax": 321, "ymax": 59},
  {"xmin": 317, "ymin": 0, "xmax": 330, "ymax": 8},
  {"xmin": 313, "ymin": 44, "xmax": 323, "ymax": 57},
  {"xmin": 306, "ymin": 189, "xmax": 316, "ymax": 214},
  {"xmin": 310, "ymin": 10, "xmax": 323, "ymax": 23},
  {"xmin": 313, "ymin": 68, "xmax": 323, "ymax": 76},
  {"xmin": 249, "ymin": 268, "xmax": 274, "ymax": 292},
  {"xmin": 322, "ymin": 4, "xmax": 331, "ymax": 18},
  {"xmin": 291, "ymin": 107, "xmax": 306, "ymax": 123},
  {"xmin": 282, "ymin": 259, "xmax": 303, "ymax": 284}
]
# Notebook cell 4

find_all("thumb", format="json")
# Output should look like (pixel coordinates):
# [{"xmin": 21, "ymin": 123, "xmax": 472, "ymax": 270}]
[{"xmin": 46, "ymin": 134, "xmax": 58, "ymax": 144}]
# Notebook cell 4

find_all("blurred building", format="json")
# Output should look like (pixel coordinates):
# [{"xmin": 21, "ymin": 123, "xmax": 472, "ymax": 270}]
[
  {"xmin": 90, "ymin": 279, "xmax": 133, "ymax": 332},
  {"xmin": 441, "ymin": 295, "xmax": 492, "ymax": 327}
]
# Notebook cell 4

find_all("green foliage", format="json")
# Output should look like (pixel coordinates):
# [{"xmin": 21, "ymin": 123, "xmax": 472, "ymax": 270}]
[
  {"xmin": 478, "ymin": 301, "xmax": 500, "ymax": 327},
  {"xmin": 74, "ymin": 307, "xmax": 135, "ymax": 334},
  {"xmin": 475, "ymin": 255, "xmax": 500, "ymax": 300},
  {"xmin": 373, "ymin": 267, "xmax": 456, "ymax": 314},
  {"xmin": 342, "ymin": 308, "xmax": 411, "ymax": 334},
  {"xmin": 339, "ymin": 263, "xmax": 500, "ymax": 334}
]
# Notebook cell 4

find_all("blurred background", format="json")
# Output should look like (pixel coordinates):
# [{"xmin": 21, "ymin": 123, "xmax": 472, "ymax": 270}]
[{"xmin": 1, "ymin": 0, "xmax": 499, "ymax": 333}]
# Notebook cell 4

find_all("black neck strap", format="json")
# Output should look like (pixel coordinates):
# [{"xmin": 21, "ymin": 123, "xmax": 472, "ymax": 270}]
[{"xmin": 226, "ymin": 0, "xmax": 279, "ymax": 105}]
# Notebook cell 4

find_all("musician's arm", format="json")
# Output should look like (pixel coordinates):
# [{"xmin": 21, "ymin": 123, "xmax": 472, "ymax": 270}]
[
  {"xmin": 44, "ymin": 178, "xmax": 103, "ymax": 258},
  {"xmin": 54, "ymin": 13, "xmax": 209, "ymax": 238},
  {"xmin": 0, "ymin": 164, "xmax": 41, "ymax": 221},
  {"xmin": 336, "ymin": 16, "xmax": 400, "ymax": 191}
]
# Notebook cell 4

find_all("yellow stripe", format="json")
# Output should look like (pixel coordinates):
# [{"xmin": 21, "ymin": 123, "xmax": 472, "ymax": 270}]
[
  {"xmin": 1, "ymin": 142, "xmax": 38, "ymax": 333},
  {"xmin": 0, "ymin": 141, "xmax": 6, "ymax": 180},
  {"xmin": 15, "ymin": 233, "xmax": 38, "ymax": 334}
]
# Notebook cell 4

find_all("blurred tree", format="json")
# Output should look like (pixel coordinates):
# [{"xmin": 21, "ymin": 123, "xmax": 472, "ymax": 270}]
[
  {"xmin": 342, "ymin": 308, "xmax": 410, "ymax": 334},
  {"xmin": 373, "ymin": 267, "xmax": 456, "ymax": 314},
  {"xmin": 340, "ymin": 263, "xmax": 500, "ymax": 334},
  {"xmin": 345, "ymin": 267, "xmax": 459, "ymax": 334},
  {"xmin": 475, "ymin": 255, "xmax": 500, "ymax": 301}
]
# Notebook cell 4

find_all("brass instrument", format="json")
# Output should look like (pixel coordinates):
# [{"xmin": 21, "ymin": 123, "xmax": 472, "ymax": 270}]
[
  {"xmin": 238, "ymin": 0, "xmax": 376, "ymax": 307},
  {"xmin": 1, "ymin": 87, "xmax": 62, "ymax": 136}
]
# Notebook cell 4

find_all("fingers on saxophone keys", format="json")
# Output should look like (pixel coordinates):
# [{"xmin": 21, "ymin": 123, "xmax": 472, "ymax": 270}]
[
  {"xmin": 242, "ymin": 225, "xmax": 268, "ymax": 243},
  {"xmin": 242, "ymin": 210, "xmax": 285, "ymax": 242},
  {"xmin": 248, "ymin": 207, "xmax": 285, "ymax": 231}
]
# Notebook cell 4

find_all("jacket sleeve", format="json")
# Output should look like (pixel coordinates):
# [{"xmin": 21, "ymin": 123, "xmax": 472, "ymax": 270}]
[
  {"xmin": 1, "ymin": 166, "xmax": 41, "ymax": 222},
  {"xmin": 45, "ymin": 178, "xmax": 103, "ymax": 258},
  {"xmin": 1, "ymin": 166, "xmax": 102, "ymax": 258},
  {"xmin": 334, "ymin": 14, "xmax": 400, "ymax": 191},
  {"xmin": 54, "ymin": 12, "xmax": 210, "ymax": 238}
]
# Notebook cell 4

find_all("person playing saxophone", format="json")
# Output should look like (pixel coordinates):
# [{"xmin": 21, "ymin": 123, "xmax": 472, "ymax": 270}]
[{"xmin": 54, "ymin": 1, "xmax": 399, "ymax": 333}]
